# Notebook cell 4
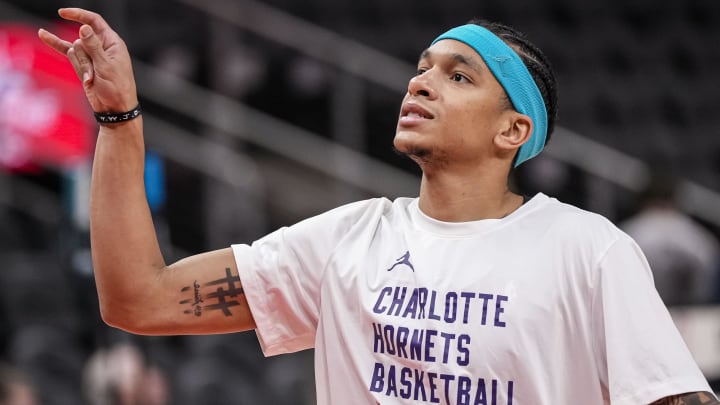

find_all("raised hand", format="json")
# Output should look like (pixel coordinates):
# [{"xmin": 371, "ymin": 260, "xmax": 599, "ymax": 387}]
[{"xmin": 38, "ymin": 8, "xmax": 138, "ymax": 114}]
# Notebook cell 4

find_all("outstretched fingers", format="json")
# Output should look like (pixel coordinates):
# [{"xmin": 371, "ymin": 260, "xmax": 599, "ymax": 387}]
[
  {"xmin": 57, "ymin": 8, "xmax": 111, "ymax": 37},
  {"xmin": 38, "ymin": 7, "xmax": 138, "ymax": 113},
  {"xmin": 37, "ymin": 7, "xmax": 115, "ymax": 62},
  {"xmin": 37, "ymin": 28, "xmax": 72, "ymax": 55},
  {"xmin": 38, "ymin": 28, "xmax": 99, "ymax": 85}
]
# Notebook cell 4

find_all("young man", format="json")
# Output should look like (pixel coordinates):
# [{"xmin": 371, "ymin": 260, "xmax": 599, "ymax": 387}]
[{"xmin": 39, "ymin": 8, "xmax": 717, "ymax": 405}]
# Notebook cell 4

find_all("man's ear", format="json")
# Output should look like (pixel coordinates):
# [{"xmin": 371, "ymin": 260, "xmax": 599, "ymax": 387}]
[{"xmin": 494, "ymin": 112, "xmax": 533, "ymax": 154}]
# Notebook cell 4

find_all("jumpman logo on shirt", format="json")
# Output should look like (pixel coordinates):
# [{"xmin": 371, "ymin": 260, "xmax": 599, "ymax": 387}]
[{"xmin": 386, "ymin": 251, "xmax": 414, "ymax": 272}]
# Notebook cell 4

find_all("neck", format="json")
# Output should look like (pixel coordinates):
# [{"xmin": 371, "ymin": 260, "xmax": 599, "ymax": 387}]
[{"xmin": 417, "ymin": 163, "xmax": 524, "ymax": 222}]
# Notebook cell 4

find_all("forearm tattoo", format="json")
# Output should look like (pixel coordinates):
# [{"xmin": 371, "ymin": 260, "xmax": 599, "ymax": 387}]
[
  {"xmin": 179, "ymin": 268, "xmax": 244, "ymax": 317},
  {"xmin": 650, "ymin": 392, "xmax": 720, "ymax": 405}
]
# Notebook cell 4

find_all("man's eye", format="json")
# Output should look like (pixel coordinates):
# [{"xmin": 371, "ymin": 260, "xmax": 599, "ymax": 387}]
[
  {"xmin": 416, "ymin": 68, "xmax": 428, "ymax": 76},
  {"xmin": 451, "ymin": 73, "xmax": 469, "ymax": 82}
]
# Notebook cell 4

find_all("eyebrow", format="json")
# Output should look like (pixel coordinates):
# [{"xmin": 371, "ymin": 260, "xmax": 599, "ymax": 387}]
[{"xmin": 418, "ymin": 49, "xmax": 485, "ymax": 74}]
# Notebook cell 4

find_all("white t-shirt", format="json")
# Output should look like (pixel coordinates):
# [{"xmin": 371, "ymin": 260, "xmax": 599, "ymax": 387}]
[{"xmin": 231, "ymin": 193, "xmax": 711, "ymax": 405}]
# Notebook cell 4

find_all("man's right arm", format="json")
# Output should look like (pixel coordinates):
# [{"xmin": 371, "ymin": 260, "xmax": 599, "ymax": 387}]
[{"xmin": 39, "ymin": 8, "xmax": 256, "ymax": 335}]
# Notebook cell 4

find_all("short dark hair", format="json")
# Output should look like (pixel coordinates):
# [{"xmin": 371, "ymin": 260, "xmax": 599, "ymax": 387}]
[{"xmin": 469, "ymin": 19, "xmax": 559, "ymax": 146}]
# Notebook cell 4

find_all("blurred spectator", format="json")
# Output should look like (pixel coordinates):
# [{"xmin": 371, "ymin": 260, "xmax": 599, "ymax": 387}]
[
  {"xmin": 83, "ymin": 342, "xmax": 169, "ymax": 405},
  {"xmin": 0, "ymin": 363, "xmax": 37, "ymax": 405},
  {"xmin": 621, "ymin": 172, "xmax": 720, "ymax": 306}
]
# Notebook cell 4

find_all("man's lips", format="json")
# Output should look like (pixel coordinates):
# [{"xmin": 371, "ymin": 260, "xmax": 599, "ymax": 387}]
[{"xmin": 399, "ymin": 103, "xmax": 434, "ymax": 126}]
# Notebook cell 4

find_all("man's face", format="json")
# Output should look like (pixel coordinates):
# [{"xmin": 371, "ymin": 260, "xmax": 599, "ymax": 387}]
[{"xmin": 394, "ymin": 39, "xmax": 512, "ymax": 168}]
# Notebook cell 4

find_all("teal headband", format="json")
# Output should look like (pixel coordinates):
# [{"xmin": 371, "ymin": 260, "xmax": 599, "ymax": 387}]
[{"xmin": 432, "ymin": 24, "xmax": 548, "ymax": 167}]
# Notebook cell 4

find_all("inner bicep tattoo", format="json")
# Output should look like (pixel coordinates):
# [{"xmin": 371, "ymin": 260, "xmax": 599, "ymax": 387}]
[{"xmin": 179, "ymin": 268, "xmax": 244, "ymax": 317}]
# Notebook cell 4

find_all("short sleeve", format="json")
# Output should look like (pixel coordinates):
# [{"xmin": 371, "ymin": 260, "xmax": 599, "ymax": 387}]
[
  {"xmin": 231, "ymin": 199, "xmax": 382, "ymax": 356},
  {"xmin": 593, "ymin": 235, "xmax": 712, "ymax": 404}
]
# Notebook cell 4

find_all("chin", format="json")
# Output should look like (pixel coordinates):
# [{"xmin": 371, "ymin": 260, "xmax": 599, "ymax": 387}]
[
  {"xmin": 395, "ymin": 128, "xmax": 438, "ymax": 158},
  {"xmin": 394, "ymin": 130, "xmax": 419, "ymax": 150},
  {"xmin": 394, "ymin": 140, "xmax": 430, "ymax": 162}
]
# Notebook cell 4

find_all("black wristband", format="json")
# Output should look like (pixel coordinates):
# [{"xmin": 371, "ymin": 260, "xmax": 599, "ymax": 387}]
[{"xmin": 94, "ymin": 104, "xmax": 142, "ymax": 124}]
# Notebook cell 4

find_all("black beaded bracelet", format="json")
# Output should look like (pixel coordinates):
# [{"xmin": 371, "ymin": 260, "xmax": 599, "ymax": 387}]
[{"xmin": 94, "ymin": 104, "xmax": 142, "ymax": 124}]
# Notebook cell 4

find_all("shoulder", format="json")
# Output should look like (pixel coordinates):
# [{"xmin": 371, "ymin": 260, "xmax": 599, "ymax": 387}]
[
  {"xmin": 283, "ymin": 197, "xmax": 415, "ymax": 237},
  {"xmin": 528, "ymin": 194, "xmax": 623, "ymax": 241},
  {"xmin": 521, "ymin": 194, "xmax": 633, "ymax": 268},
  {"xmin": 303, "ymin": 197, "xmax": 413, "ymax": 224}
]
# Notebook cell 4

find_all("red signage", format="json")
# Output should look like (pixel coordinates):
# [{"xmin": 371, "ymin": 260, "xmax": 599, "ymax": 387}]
[{"xmin": 0, "ymin": 22, "xmax": 95, "ymax": 172}]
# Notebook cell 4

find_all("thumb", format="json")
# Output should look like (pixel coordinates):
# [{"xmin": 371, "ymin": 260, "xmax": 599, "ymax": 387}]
[{"xmin": 78, "ymin": 25, "xmax": 107, "ymax": 64}]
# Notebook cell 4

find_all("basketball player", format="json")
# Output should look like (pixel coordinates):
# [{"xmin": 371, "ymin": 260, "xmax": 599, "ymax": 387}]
[{"xmin": 39, "ymin": 7, "xmax": 718, "ymax": 405}]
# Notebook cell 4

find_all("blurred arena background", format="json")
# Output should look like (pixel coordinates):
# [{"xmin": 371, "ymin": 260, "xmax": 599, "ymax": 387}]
[{"xmin": 1, "ymin": 0, "xmax": 720, "ymax": 403}]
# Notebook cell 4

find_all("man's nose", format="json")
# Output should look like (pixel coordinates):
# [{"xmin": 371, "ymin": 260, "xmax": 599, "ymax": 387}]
[{"xmin": 407, "ymin": 71, "xmax": 437, "ymax": 99}]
